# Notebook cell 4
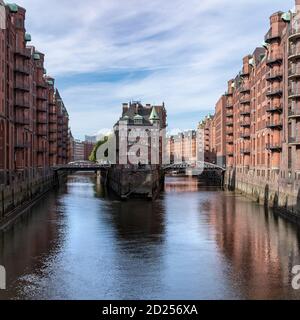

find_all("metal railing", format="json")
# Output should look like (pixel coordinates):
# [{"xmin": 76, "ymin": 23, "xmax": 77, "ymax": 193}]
[
  {"xmin": 289, "ymin": 137, "xmax": 300, "ymax": 144},
  {"xmin": 288, "ymin": 67, "xmax": 300, "ymax": 77},
  {"xmin": 266, "ymin": 87, "xmax": 283, "ymax": 96},
  {"xmin": 288, "ymin": 107, "xmax": 300, "ymax": 117},
  {"xmin": 14, "ymin": 81, "xmax": 30, "ymax": 91},
  {"xmin": 288, "ymin": 88, "xmax": 300, "ymax": 97},
  {"xmin": 15, "ymin": 115, "xmax": 30, "ymax": 125},
  {"xmin": 266, "ymin": 53, "xmax": 283, "ymax": 64},
  {"xmin": 265, "ymin": 29, "xmax": 281, "ymax": 42},
  {"xmin": 266, "ymin": 142, "xmax": 282, "ymax": 150}
]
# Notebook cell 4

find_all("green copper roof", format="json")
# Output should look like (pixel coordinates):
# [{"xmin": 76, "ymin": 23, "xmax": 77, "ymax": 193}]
[
  {"xmin": 6, "ymin": 3, "xmax": 18, "ymax": 13},
  {"xmin": 33, "ymin": 53, "xmax": 40, "ymax": 60},
  {"xmin": 25, "ymin": 33, "xmax": 32, "ymax": 42},
  {"xmin": 249, "ymin": 58, "xmax": 254, "ymax": 66},
  {"xmin": 149, "ymin": 107, "xmax": 159, "ymax": 120},
  {"xmin": 122, "ymin": 115, "xmax": 129, "ymax": 120},
  {"xmin": 262, "ymin": 42, "xmax": 269, "ymax": 49},
  {"xmin": 281, "ymin": 12, "xmax": 291, "ymax": 22},
  {"xmin": 43, "ymin": 68, "xmax": 47, "ymax": 74},
  {"xmin": 47, "ymin": 79, "xmax": 54, "ymax": 86}
]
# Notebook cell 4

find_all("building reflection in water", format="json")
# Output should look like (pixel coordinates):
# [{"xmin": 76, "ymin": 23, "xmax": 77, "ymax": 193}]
[
  {"xmin": 0, "ymin": 175, "xmax": 300, "ymax": 299},
  {"xmin": 0, "ymin": 190, "xmax": 64, "ymax": 300},
  {"xmin": 165, "ymin": 176, "xmax": 199, "ymax": 193},
  {"xmin": 204, "ymin": 192, "xmax": 300, "ymax": 299}
]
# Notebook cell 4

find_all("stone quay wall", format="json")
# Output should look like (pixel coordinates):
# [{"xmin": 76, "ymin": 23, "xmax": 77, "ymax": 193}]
[
  {"xmin": 0, "ymin": 170, "xmax": 65, "ymax": 230},
  {"xmin": 104, "ymin": 165, "xmax": 165, "ymax": 200},
  {"xmin": 225, "ymin": 168, "xmax": 300, "ymax": 222}
]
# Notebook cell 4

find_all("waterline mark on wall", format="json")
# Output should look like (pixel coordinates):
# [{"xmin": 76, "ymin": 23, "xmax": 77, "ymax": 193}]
[{"xmin": 0, "ymin": 265, "xmax": 6, "ymax": 290}]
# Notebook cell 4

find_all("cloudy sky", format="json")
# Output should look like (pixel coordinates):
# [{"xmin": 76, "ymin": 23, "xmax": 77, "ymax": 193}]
[{"xmin": 17, "ymin": 0, "xmax": 293, "ymax": 139}]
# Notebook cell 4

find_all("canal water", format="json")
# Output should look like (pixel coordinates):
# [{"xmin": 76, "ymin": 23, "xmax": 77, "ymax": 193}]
[{"xmin": 1, "ymin": 174, "xmax": 300, "ymax": 300}]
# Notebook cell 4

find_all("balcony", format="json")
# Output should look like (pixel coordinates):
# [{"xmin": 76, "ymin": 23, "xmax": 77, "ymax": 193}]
[
  {"xmin": 289, "ymin": 137, "xmax": 300, "ymax": 145},
  {"xmin": 288, "ymin": 47, "xmax": 300, "ymax": 61},
  {"xmin": 14, "ymin": 82, "xmax": 30, "ymax": 92},
  {"xmin": 15, "ymin": 98, "xmax": 30, "ymax": 109},
  {"xmin": 240, "ymin": 120, "xmax": 251, "ymax": 127},
  {"xmin": 266, "ymin": 87, "xmax": 283, "ymax": 97},
  {"xmin": 288, "ymin": 107, "xmax": 300, "ymax": 118},
  {"xmin": 266, "ymin": 120, "xmax": 282, "ymax": 130},
  {"xmin": 266, "ymin": 53, "xmax": 283, "ymax": 66},
  {"xmin": 15, "ymin": 142, "xmax": 30, "ymax": 149},
  {"xmin": 240, "ymin": 109, "xmax": 250, "ymax": 116},
  {"xmin": 49, "ymin": 148, "xmax": 57, "ymax": 155},
  {"xmin": 241, "ymin": 148, "xmax": 251, "ymax": 154},
  {"xmin": 36, "ymin": 129, "xmax": 47, "ymax": 136},
  {"xmin": 224, "ymin": 91, "xmax": 233, "ymax": 97},
  {"xmin": 226, "ymin": 111, "xmax": 233, "ymax": 117},
  {"xmin": 14, "ymin": 64, "xmax": 30, "ymax": 75},
  {"xmin": 240, "ymin": 133, "xmax": 250, "ymax": 139},
  {"xmin": 240, "ymin": 70, "xmax": 250, "ymax": 77},
  {"xmin": 49, "ymin": 128, "xmax": 57, "ymax": 133},
  {"xmin": 15, "ymin": 47, "xmax": 31, "ymax": 59},
  {"xmin": 36, "ymin": 91, "xmax": 48, "ymax": 101},
  {"xmin": 240, "ymin": 84, "xmax": 250, "ymax": 93},
  {"xmin": 226, "ymin": 121, "xmax": 233, "ymax": 127},
  {"xmin": 37, "ymin": 104, "xmax": 47, "ymax": 112},
  {"xmin": 266, "ymin": 104, "xmax": 283, "ymax": 113},
  {"xmin": 37, "ymin": 146, "xmax": 47, "ymax": 153},
  {"xmin": 226, "ymin": 137, "xmax": 233, "ymax": 144},
  {"xmin": 289, "ymin": 27, "xmax": 300, "ymax": 42},
  {"xmin": 288, "ymin": 88, "xmax": 300, "ymax": 99},
  {"xmin": 288, "ymin": 67, "xmax": 300, "ymax": 80},
  {"xmin": 240, "ymin": 97, "xmax": 251, "ymax": 105},
  {"xmin": 15, "ymin": 115, "xmax": 30, "ymax": 125},
  {"xmin": 227, "ymin": 128, "xmax": 234, "ymax": 135},
  {"xmin": 266, "ymin": 70, "xmax": 283, "ymax": 81},
  {"xmin": 49, "ymin": 135, "xmax": 57, "ymax": 142},
  {"xmin": 37, "ymin": 117, "xmax": 47, "ymax": 124},
  {"xmin": 36, "ymin": 80, "xmax": 48, "ymax": 89},
  {"xmin": 265, "ymin": 29, "xmax": 281, "ymax": 43},
  {"xmin": 266, "ymin": 143, "xmax": 282, "ymax": 152}
]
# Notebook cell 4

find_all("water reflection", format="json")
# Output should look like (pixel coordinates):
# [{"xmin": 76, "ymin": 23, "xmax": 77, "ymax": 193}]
[{"xmin": 0, "ymin": 174, "xmax": 299, "ymax": 299}]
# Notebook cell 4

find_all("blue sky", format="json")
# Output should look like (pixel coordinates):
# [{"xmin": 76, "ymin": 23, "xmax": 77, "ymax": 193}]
[{"xmin": 17, "ymin": 0, "xmax": 293, "ymax": 139}]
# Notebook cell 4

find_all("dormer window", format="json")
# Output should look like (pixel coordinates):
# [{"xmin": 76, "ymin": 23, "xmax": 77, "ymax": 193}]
[{"xmin": 134, "ymin": 114, "xmax": 143, "ymax": 125}]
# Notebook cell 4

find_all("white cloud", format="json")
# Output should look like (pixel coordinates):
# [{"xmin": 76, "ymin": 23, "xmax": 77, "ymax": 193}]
[{"xmin": 16, "ymin": 0, "xmax": 293, "ymax": 138}]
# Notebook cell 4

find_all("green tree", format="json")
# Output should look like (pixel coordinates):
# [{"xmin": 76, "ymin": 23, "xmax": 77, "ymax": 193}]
[{"xmin": 89, "ymin": 136, "xmax": 109, "ymax": 162}]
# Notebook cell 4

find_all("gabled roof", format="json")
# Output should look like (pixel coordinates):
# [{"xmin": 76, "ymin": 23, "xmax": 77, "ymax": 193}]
[{"xmin": 149, "ymin": 107, "xmax": 159, "ymax": 120}]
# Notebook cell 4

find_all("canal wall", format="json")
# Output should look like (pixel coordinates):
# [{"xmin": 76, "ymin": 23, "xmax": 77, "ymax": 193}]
[
  {"xmin": 0, "ymin": 171, "xmax": 65, "ymax": 230},
  {"xmin": 225, "ymin": 168, "xmax": 300, "ymax": 222},
  {"xmin": 103, "ymin": 165, "xmax": 164, "ymax": 200}
]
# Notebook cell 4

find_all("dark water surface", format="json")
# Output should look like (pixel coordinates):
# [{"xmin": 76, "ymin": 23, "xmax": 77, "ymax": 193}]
[{"xmin": 1, "ymin": 174, "xmax": 300, "ymax": 300}]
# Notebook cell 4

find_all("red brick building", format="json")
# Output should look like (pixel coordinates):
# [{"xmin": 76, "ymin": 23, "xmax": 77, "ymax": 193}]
[
  {"xmin": 202, "ymin": 0, "xmax": 300, "ymax": 211},
  {"xmin": 0, "ymin": 2, "xmax": 72, "ymax": 187}
]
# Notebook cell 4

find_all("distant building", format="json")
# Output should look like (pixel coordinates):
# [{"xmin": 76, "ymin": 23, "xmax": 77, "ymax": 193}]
[
  {"xmin": 73, "ymin": 140, "xmax": 85, "ymax": 161},
  {"xmin": 167, "ymin": 130, "xmax": 197, "ymax": 164},
  {"xmin": 85, "ymin": 135, "xmax": 97, "ymax": 143},
  {"xmin": 83, "ymin": 141, "xmax": 95, "ymax": 161},
  {"xmin": 197, "ymin": 116, "xmax": 217, "ymax": 164}
]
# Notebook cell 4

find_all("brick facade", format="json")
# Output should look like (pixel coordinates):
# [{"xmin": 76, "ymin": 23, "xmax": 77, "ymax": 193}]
[{"xmin": 0, "ymin": 3, "xmax": 72, "ymax": 187}]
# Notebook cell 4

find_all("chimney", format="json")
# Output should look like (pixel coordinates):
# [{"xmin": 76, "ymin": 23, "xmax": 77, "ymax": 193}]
[{"xmin": 122, "ymin": 103, "xmax": 129, "ymax": 114}]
